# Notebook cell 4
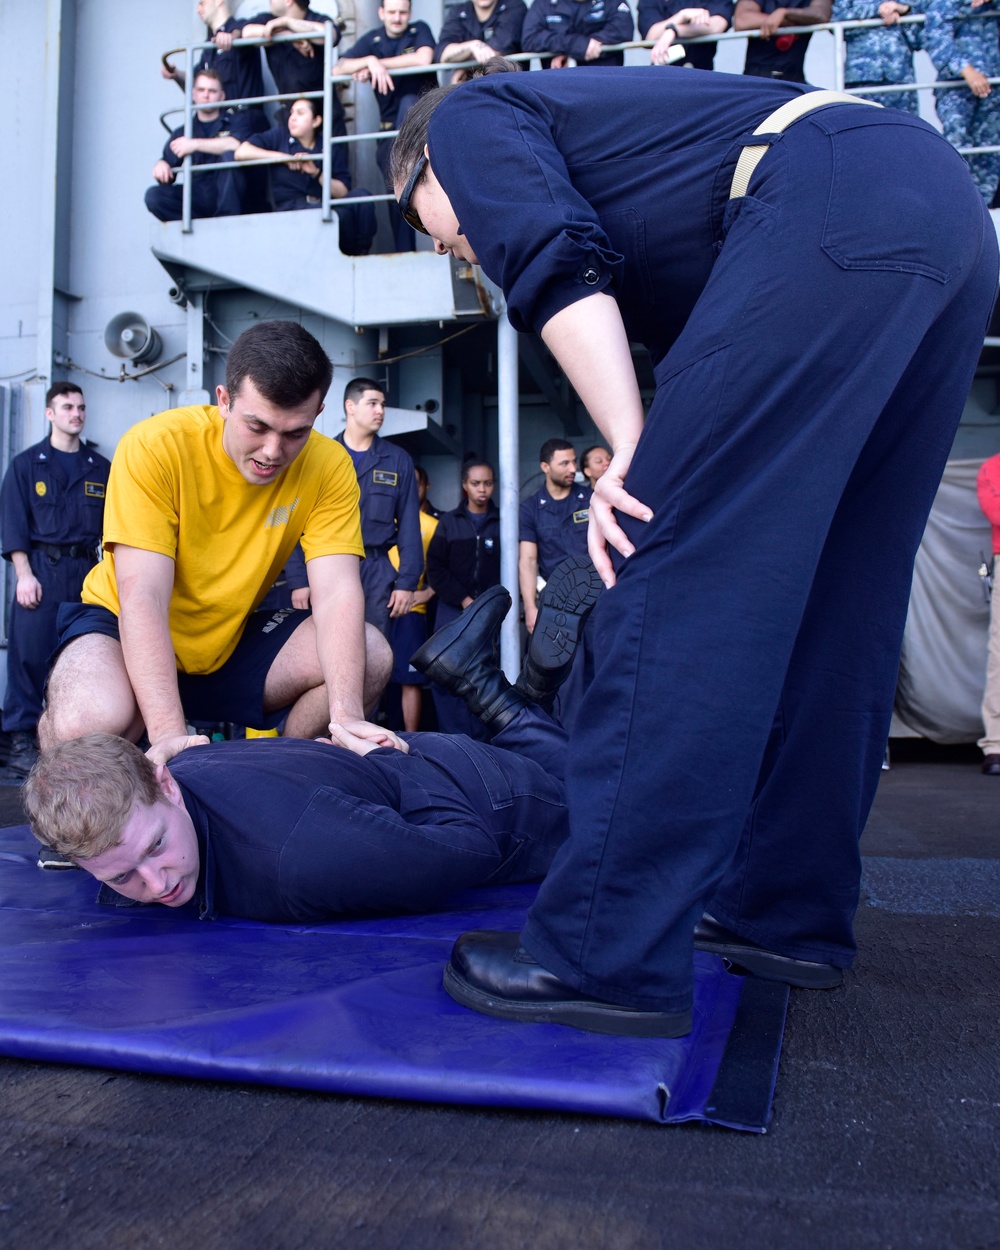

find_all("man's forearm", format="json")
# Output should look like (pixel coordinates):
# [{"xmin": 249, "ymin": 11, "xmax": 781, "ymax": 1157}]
[
  {"xmin": 10, "ymin": 551, "xmax": 33, "ymax": 580},
  {"xmin": 313, "ymin": 581, "xmax": 368, "ymax": 723},
  {"xmin": 118, "ymin": 597, "xmax": 188, "ymax": 742}
]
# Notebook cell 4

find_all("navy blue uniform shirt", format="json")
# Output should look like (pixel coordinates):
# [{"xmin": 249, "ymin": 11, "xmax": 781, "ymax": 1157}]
[
  {"xmin": 519, "ymin": 483, "xmax": 591, "ymax": 580},
  {"xmin": 249, "ymin": 124, "xmax": 352, "ymax": 206},
  {"xmin": 426, "ymin": 68, "xmax": 810, "ymax": 363},
  {"xmin": 1, "ymin": 437, "xmax": 109, "ymax": 557},
  {"xmin": 335, "ymin": 433, "xmax": 423, "ymax": 590},
  {"xmin": 522, "ymin": 0, "xmax": 635, "ymax": 66},
  {"xmin": 240, "ymin": 8, "xmax": 340, "ymax": 94},
  {"xmin": 343, "ymin": 22, "xmax": 439, "ymax": 122},
  {"xmin": 436, "ymin": 0, "xmax": 528, "ymax": 59},
  {"xmin": 743, "ymin": 0, "xmax": 818, "ymax": 80},
  {"xmin": 636, "ymin": 0, "xmax": 733, "ymax": 69},
  {"xmin": 196, "ymin": 16, "xmax": 266, "ymax": 113},
  {"xmin": 161, "ymin": 110, "xmax": 254, "ymax": 168}
]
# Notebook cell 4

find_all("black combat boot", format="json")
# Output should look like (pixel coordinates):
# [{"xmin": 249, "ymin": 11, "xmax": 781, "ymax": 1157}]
[
  {"xmin": 410, "ymin": 585, "xmax": 529, "ymax": 733},
  {"xmin": 515, "ymin": 556, "xmax": 604, "ymax": 709}
]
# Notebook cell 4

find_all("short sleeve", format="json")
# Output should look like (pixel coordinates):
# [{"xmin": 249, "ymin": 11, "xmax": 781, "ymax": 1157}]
[
  {"xmin": 101, "ymin": 428, "xmax": 181, "ymax": 559},
  {"xmin": 297, "ymin": 442, "xmax": 364, "ymax": 561}
]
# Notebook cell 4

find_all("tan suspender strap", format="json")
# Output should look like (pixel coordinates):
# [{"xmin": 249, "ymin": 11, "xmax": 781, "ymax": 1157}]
[{"xmin": 729, "ymin": 90, "xmax": 882, "ymax": 201}]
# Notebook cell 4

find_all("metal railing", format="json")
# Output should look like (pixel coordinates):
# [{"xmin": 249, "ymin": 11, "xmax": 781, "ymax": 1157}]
[{"xmin": 161, "ymin": 12, "xmax": 1000, "ymax": 235}]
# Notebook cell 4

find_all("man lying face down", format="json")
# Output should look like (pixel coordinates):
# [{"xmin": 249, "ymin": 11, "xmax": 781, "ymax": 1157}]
[{"xmin": 24, "ymin": 564, "xmax": 604, "ymax": 924}]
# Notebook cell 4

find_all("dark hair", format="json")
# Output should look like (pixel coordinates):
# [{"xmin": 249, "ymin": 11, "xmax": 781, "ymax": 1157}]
[
  {"xmin": 343, "ymin": 377, "xmax": 385, "ymax": 410},
  {"xmin": 193, "ymin": 67, "xmax": 224, "ymax": 88},
  {"xmin": 291, "ymin": 96, "xmax": 321, "ymax": 123},
  {"xmin": 581, "ymin": 444, "xmax": 610, "ymax": 471},
  {"xmin": 45, "ymin": 382, "xmax": 83, "ymax": 407},
  {"xmin": 388, "ymin": 58, "xmax": 520, "ymax": 190},
  {"xmin": 540, "ymin": 438, "xmax": 574, "ymax": 465},
  {"xmin": 225, "ymin": 321, "xmax": 332, "ymax": 407},
  {"xmin": 461, "ymin": 457, "xmax": 495, "ymax": 484},
  {"xmin": 414, "ymin": 464, "xmax": 429, "ymax": 487}
]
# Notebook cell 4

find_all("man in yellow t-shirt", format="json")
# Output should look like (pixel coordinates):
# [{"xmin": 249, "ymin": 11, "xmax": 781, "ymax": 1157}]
[{"xmin": 39, "ymin": 321, "xmax": 397, "ymax": 767}]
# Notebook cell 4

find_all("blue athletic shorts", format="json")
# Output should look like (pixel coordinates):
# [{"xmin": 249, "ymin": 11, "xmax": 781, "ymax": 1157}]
[
  {"xmin": 54, "ymin": 602, "xmax": 310, "ymax": 730},
  {"xmin": 389, "ymin": 610, "xmax": 430, "ymax": 686}
]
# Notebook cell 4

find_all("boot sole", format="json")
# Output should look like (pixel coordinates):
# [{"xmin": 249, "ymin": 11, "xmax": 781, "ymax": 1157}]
[
  {"xmin": 443, "ymin": 962, "xmax": 692, "ymax": 1038},
  {"xmin": 694, "ymin": 937, "xmax": 843, "ymax": 989},
  {"xmin": 532, "ymin": 557, "xmax": 604, "ymax": 665}
]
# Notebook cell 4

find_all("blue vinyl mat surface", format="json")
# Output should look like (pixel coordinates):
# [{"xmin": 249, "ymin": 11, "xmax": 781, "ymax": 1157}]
[{"xmin": 0, "ymin": 826, "xmax": 788, "ymax": 1131}]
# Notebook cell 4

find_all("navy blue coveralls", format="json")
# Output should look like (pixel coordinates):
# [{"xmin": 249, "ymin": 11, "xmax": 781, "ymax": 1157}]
[
  {"xmin": 343, "ymin": 21, "xmax": 439, "ymax": 251},
  {"xmin": 336, "ymin": 433, "xmax": 423, "ymax": 638},
  {"xmin": 248, "ymin": 125, "xmax": 377, "ymax": 253},
  {"xmin": 99, "ymin": 706, "xmax": 569, "ymax": 922},
  {"xmin": 435, "ymin": 0, "xmax": 529, "ymax": 62},
  {"xmin": 240, "ymin": 8, "xmax": 346, "ymax": 131},
  {"xmin": 0, "ymin": 438, "xmax": 110, "ymax": 734},
  {"xmin": 195, "ymin": 15, "xmax": 269, "ymax": 133},
  {"xmin": 636, "ymin": 0, "xmax": 733, "ymax": 70},
  {"xmin": 426, "ymin": 68, "xmax": 998, "ymax": 1011},
  {"xmin": 522, "ymin": 0, "xmax": 635, "ymax": 65},
  {"xmin": 144, "ymin": 111, "xmax": 252, "ymax": 222},
  {"xmin": 425, "ymin": 499, "xmax": 502, "ymax": 737},
  {"xmin": 519, "ymin": 481, "xmax": 593, "ymax": 730}
]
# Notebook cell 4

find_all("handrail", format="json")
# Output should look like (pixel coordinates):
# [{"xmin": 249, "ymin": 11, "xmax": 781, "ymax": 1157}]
[{"xmin": 165, "ymin": 11, "xmax": 1000, "ymax": 232}]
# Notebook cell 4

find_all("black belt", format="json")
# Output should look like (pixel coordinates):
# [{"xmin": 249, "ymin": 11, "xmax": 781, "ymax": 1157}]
[
  {"xmin": 33, "ymin": 542, "xmax": 97, "ymax": 560},
  {"xmin": 364, "ymin": 545, "xmax": 391, "ymax": 559}
]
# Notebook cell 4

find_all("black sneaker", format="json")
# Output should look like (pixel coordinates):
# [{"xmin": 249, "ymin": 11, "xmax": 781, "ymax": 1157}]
[
  {"xmin": 37, "ymin": 844, "xmax": 80, "ymax": 871},
  {"xmin": 6, "ymin": 731, "xmax": 39, "ymax": 780}
]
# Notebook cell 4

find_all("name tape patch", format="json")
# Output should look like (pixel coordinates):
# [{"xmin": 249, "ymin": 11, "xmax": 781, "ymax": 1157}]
[
  {"xmin": 573, "ymin": 509, "xmax": 590, "ymax": 524},
  {"xmin": 373, "ymin": 470, "xmax": 398, "ymax": 487},
  {"xmin": 85, "ymin": 482, "xmax": 106, "ymax": 498}
]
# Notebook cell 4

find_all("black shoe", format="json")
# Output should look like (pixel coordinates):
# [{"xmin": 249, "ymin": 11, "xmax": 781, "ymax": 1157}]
[
  {"xmin": 37, "ymin": 844, "xmax": 80, "ymax": 871},
  {"xmin": 6, "ymin": 731, "xmax": 39, "ymax": 780},
  {"xmin": 444, "ymin": 930, "xmax": 693, "ymax": 1038},
  {"xmin": 694, "ymin": 915, "xmax": 843, "ymax": 989},
  {"xmin": 982, "ymin": 754, "xmax": 1000, "ymax": 775},
  {"xmin": 515, "ymin": 557, "xmax": 604, "ymax": 707},
  {"xmin": 411, "ymin": 585, "xmax": 528, "ymax": 732}
]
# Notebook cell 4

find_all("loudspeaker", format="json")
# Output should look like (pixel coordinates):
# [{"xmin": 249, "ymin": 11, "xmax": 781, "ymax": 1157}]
[{"xmin": 103, "ymin": 312, "xmax": 163, "ymax": 364}]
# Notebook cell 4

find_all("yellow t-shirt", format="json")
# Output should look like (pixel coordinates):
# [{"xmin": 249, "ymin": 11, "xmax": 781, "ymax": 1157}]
[
  {"xmin": 388, "ymin": 510, "xmax": 439, "ymax": 615},
  {"xmin": 84, "ymin": 405, "xmax": 364, "ymax": 674}
]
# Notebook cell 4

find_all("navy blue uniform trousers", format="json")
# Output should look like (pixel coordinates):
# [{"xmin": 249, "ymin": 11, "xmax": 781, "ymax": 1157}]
[{"xmin": 517, "ymin": 110, "xmax": 999, "ymax": 1012}]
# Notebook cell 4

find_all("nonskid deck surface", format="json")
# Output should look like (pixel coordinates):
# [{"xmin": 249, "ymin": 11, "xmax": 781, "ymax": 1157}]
[{"xmin": 0, "ymin": 746, "xmax": 996, "ymax": 1250}]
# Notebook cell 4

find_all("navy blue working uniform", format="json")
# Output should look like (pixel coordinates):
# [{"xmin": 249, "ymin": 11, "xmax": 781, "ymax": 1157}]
[
  {"xmin": 522, "ymin": 0, "xmax": 635, "ymax": 66},
  {"xmin": 336, "ymin": 433, "xmax": 423, "ymax": 637},
  {"xmin": 0, "ymin": 439, "xmax": 110, "ymax": 734},
  {"xmin": 424, "ymin": 68, "xmax": 998, "ymax": 1012},
  {"xmin": 100, "ymin": 707, "xmax": 569, "ymax": 922},
  {"xmin": 425, "ymin": 499, "xmax": 502, "ymax": 736},
  {"xmin": 519, "ymin": 482, "xmax": 591, "ymax": 580},
  {"xmin": 519, "ymin": 481, "xmax": 592, "ymax": 731},
  {"xmin": 239, "ymin": 9, "xmax": 345, "ymax": 130},
  {"xmin": 435, "ymin": 0, "xmax": 529, "ymax": 61},
  {"xmin": 196, "ymin": 16, "xmax": 269, "ymax": 132},
  {"xmin": 742, "ymin": 0, "xmax": 821, "ymax": 80},
  {"xmin": 344, "ymin": 20, "xmax": 438, "ymax": 250},
  {"xmin": 144, "ymin": 111, "xmax": 252, "ymax": 222},
  {"xmin": 637, "ymin": 0, "xmax": 733, "ymax": 69},
  {"xmin": 247, "ymin": 126, "xmax": 376, "ymax": 253}
]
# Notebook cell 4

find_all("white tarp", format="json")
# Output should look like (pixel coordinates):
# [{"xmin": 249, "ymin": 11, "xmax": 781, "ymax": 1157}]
[{"xmin": 894, "ymin": 459, "xmax": 992, "ymax": 743}]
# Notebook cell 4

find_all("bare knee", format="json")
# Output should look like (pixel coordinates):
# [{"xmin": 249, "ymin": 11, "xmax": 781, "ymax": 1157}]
[{"xmin": 40, "ymin": 637, "xmax": 141, "ymax": 747}]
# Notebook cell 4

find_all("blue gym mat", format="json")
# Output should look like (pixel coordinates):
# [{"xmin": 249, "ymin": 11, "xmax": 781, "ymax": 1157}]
[{"xmin": 0, "ymin": 825, "xmax": 788, "ymax": 1131}]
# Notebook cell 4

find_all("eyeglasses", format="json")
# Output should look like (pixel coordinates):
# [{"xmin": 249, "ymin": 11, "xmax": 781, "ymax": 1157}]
[{"xmin": 397, "ymin": 152, "xmax": 429, "ymax": 236}]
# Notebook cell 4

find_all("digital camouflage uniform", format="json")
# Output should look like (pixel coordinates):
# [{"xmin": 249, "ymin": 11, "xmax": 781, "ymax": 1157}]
[
  {"xmin": 834, "ymin": 0, "xmax": 925, "ymax": 112},
  {"xmin": 925, "ymin": 0, "xmax": 1000, "ymax": 201}
]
